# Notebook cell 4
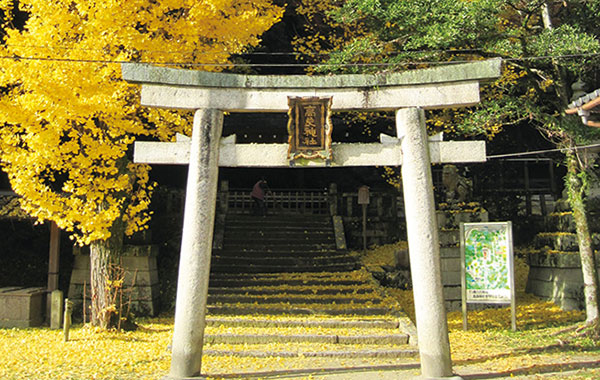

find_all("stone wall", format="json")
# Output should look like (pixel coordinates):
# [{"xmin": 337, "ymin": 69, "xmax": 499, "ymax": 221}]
[
  {"xmin": 68, "ymin": 245, "xmax": 160, "ymax": 321},
  {"xmin": 525, "ymin": 252, "xmax": 598, "ymax": 310},
  {"xmin": 526, "ymin": 199, "xmax": 600, "ymax": 310},
  {"xmin": 437, "ymin": 206, "xmax": 489, "ymax": 310}
]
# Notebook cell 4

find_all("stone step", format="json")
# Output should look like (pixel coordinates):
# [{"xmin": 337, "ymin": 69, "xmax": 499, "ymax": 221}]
[
  {"xmin": 223, "ymin": 235, "xmax": 335, "ymax": 243},
  {"xmin": 225, "ymin": 224, "xmax": 334, "ymax": 232},
  {"xmin": 210, "ymin": 263, "xmax": 359, "ymax": 274},
  {"xmin": 225, "ymin": 217, "xmax": 332, "ymax": 227},
  {"xmin": 216, "ymin": 249, "xmax": 343, "ymax": 257},
  {"xmin": 208, "ymin": 293, "xmax": 383, "ymax": 305},
  {"xmin": 211, "ymin": 255, "xmax": 356, "ymax": 266},
  {"xmin": 204, "ymin": 333, "xmax": 409, "ymax": 345},
  {"xmin": 222, "ymin": 244, "xmax": 338, "ymax": 252},
  {"xmin": 208, "ymin": 272, "xmax": 369, "ymax": 286},
  {"xmin": 205, "ymin": 316, "xmax": 399, "ymax": 329},
  {"xmin": 203, "ymin": 343, "xmax": 418, "ymax": 358},
  {"xmin": 209, "ymin": 270, "xmax": 368, "ymax": 279},
  {"xmin": 208, "ymin": 286, "xmax": 374, "ymax": 296},
  {"xmin": 208, "ymin": 279, "xmax": 366, "ymax": 288},
  {"xmin": 208, "ymin": 304, "xmax": 394, "ymax": 317}
]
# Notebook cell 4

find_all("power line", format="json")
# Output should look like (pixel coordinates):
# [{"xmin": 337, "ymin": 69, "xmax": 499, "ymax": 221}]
[
  {"xmin": 2, "ymin": 43, "xmax": 487, "ymax": 56},
  {"xmin": 487, "ymin": 143, "xmax": 600, "ymax": 159},
  {"xmin": 0, "ymin": 51, "xmax": 598, "ymax": 68}
]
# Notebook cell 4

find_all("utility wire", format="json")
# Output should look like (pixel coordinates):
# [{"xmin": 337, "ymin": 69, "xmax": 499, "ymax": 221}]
[
  {"xmin": 2, "ymin": 43, "xmax": 488, "ymax": 56},
  {"xmin": 487, "ymin": 143, "xmax": 600, "ymax": 159},
  {"xmin": 0, "ymin": 51, "xmax": 598, "ymax": 68}
]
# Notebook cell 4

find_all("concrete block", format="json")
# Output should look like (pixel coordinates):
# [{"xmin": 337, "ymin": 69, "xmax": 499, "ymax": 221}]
[
  {"xmin": 126, "ymin": 284, "xmax": 160, "ymax": 301},
  {"xmin": 0, "ymin": 287, "xmax": 45, "ymax": 328},
  {"xmin": 124, "ymin": 269, "xmax": 159, "ymax": 287},
  {"xmin": 528, "ymin": 267, "xmax": 554, "ymax": 282},
  {"xmin": 445, "ymin": 300, "xmax": 462, "ymax": 312},
  {"xmin": 552, "ymin": 268, "xmax": 584, "ymax": 284},
  {"xmin": 442, "ymin": 286, "xmax": 462, "ymax": 301},
  {"xmin": 120, "ymin": 256, "xmax": 157, "ymax": 271},
  {"xmin": 439, "ymin": 230, "xmax": 459, "ymax": 247},
  {"xmin": 557, "ymin": 297, "xmax": 584, "ymax": 311},
  {"xmin": 123, "ymin": 244, "xmax": 159, "ymax": 257},
  {"xmin": 69, "ymin": 269, "xmax": 90, "ymax": 285},
  {"xmin": 528, "ymin": 252, "xmax": 581, "ymax": 268},
  {"xmin": 442, "ymin": 271, "xmax": 461, "ymax": 286},
  {"xmin": 527, "ymin": 279, "xmax": 554, "ymax": 298},
  {"xmin": 441, "ymin": 257, "xmax": 461, "ymax": 272},
  {"xmin": 72, "ymin": 254, "xmax": 90, "ymax": 270},
  {"xmin": 440, "ymin": 247, "xmax": 460, "ymax": 258},
  {"xmin": 50, "ymin": 290, "xmax": 63, "ymax": 330}
]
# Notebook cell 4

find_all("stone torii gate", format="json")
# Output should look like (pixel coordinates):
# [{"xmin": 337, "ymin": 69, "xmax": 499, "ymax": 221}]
[{"xmin": 121, "ymin": 59, "xmax": 501, "ymax": 380}]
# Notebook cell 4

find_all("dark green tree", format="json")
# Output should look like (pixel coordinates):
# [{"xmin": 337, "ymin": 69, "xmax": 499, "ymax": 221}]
[{"xmin": 298, "ymin": 0, "xmax": 600, "ymax": 328}]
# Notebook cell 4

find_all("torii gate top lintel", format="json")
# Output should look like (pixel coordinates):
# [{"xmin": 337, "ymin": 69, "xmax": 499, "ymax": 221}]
[
  {"xmin": 121, "ymin": 59, "xmax": 502, "ymax": 112},
  {"xmin": 121, "ymin": 59, "xmax": 501, "ymax": 90}
]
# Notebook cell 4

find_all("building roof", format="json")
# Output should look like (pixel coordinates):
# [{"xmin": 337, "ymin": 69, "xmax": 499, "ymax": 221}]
[{"xmin": 565, "ymin": 88, "xmax": 600, "ymax": 127}]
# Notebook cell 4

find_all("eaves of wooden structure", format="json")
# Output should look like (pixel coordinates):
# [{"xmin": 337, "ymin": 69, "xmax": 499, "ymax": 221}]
[{"xmin": 566, "ymin": 88, "xmax": 600, "ymax": 127}]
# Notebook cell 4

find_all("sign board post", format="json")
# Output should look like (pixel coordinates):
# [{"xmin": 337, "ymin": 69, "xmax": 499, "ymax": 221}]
[
  {"xmin": 358, "ymin": 186, "xmax": 370, "ymax": 254},
  {"xmin": 460, "ymin": 221, "xmax": 516, "ymax": 331}
]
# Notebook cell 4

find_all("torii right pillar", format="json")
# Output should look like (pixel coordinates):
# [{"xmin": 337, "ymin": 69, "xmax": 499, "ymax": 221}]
[{"xmin": 398, "ymin": 107, "xmax": 462, "ymax": 380}]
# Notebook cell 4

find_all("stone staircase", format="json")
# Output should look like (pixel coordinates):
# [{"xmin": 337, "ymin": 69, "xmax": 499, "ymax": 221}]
[
  {"xmin": 211, "ymin": 214, "xmax": 356, "ymax": 273},
  {"xmin": 205, "ymin": 214, "xmax": 417, "ymax": 358}
]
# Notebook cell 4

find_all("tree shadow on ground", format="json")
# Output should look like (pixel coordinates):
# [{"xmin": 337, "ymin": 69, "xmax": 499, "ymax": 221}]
[{"xmin": 208, "ymin": 363, "xmax": 420, "ymax": 379}]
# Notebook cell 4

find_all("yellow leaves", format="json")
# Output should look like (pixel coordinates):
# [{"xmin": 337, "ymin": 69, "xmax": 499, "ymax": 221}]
[
  {"xmin": 354, "ymin": 241, "xmax": 408, "ymax": 268},
  {"xmin": 0, "ymin": 0, "xmax": 283, "ymax": 245},
  {"xmin": 0, "ymin": 323, "xmax": 173, "ymax": 380}
]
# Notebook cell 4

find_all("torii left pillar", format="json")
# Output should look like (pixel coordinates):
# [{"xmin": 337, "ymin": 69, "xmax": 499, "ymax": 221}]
[{"xmin": 167, "ymin": 108, "xmax": 223, "ymax": 379}]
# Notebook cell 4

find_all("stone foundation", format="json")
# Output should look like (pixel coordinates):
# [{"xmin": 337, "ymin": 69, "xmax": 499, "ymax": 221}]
[{"xmin": 526, "ymin": 251, "xmax": 600, "ymax": 311}]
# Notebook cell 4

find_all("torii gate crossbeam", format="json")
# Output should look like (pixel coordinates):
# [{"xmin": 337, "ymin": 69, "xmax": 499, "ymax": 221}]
[{"xmin": 122, "ymin": 59, "xmax": 502, "ymax": 380}]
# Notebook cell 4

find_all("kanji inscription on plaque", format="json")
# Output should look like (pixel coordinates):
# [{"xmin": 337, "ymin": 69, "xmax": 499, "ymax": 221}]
[{"xmin": 287, "ymin": 96, "xmax": 333, "ymax": 165}]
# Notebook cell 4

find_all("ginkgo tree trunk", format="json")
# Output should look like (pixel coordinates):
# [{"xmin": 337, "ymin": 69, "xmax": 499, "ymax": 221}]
[{"xmin": 0, "ymin": 0, "xmax": 282, "ymax": 328}]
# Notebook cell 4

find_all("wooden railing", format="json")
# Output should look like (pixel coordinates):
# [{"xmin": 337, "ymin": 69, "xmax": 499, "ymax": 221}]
[{"xmin": 223, "ymin": 189, "xmax": 329, "ymax": 214}]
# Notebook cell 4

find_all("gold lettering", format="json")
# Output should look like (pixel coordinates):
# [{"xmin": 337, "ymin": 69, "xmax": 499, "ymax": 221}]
[{"xmin": 303, "ymin": 126, "xmax": 317, "ymax": 137}]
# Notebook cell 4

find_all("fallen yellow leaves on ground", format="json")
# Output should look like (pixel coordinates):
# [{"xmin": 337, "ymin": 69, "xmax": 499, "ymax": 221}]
[
  {"xmin": 0, "ymin": 322, "xmax": 172, "ymax": 380},
  {"xmin": 0, "ymin": 253, "xmax": 597, "ymax": 380}
]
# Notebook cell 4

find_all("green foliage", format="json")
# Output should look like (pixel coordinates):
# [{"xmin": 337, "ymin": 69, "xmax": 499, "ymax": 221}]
[{"xmin": 304, "ymin": 0, "xmax": 600, "ymax": 138}]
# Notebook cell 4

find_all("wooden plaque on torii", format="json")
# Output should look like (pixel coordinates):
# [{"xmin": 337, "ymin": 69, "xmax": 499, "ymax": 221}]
[{"xmin": 287, "ymin": 96, "xmax": 333, "ymax": 166}]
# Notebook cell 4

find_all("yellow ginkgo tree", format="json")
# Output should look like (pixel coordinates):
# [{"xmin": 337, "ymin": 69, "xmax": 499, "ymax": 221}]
[{"xmin": 0, "ymin": 0, "xmax": 283, "ymax": 328}]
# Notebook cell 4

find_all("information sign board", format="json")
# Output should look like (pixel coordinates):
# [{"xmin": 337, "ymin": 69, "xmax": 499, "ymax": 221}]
[{"xmin": 460, "ymin": 221, "xmax": 516, "ymax": 330}]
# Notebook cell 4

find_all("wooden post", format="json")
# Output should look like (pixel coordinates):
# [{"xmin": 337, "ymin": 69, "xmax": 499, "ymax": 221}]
[
  {"xmin": 358, "ymin": 186, "xmax": 370, "ymax": 255},
  {"xmin": 46, "ymin": 221, "xmax": 61, "ymax": 321},
  {"xmin": 328, "ymin": 183, "xmax": 338, "ymax": 216},
  {"xmin": 524, "ymin": 162, "xmax": 532, "ymax": 215}
]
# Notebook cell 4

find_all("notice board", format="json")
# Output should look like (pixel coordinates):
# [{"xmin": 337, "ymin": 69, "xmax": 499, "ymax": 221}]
[{"xmin": 460, "ymin": 221, "xmax": 516, "ymax": 330}]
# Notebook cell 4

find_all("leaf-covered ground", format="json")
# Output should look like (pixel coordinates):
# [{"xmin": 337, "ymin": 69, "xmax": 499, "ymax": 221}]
[
  {"xmin": 2, "ymin": 296, "xmax": 598, "ymax": 379},
  {"xmin": 1, "ymin": 250, "xmax": 599, "ymax": 379}
]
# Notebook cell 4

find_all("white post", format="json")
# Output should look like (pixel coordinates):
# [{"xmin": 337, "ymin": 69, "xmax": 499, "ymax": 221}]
[
  {"xmin": 168, "ymin": 108, "xmax": 223, "ymax": 379},
  {"xmin": 397, "ymin": 108, "xmax": 460, "ymax": 380}
]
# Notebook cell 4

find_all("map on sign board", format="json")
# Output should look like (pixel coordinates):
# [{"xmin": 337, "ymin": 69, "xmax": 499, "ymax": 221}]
[
  {"xmin": 461, "ymin": 222, "xmax": 514, "ymax": 304},
  {"xmin": 287, "ymin": 96, "xmax": 333, "ymax": 166}
]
